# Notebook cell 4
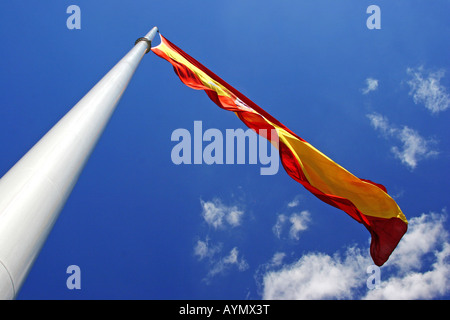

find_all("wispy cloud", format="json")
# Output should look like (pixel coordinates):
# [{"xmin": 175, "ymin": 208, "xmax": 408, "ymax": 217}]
[
  {"xmin": 201, "ymin": 198, "xmax": 244, "ymax": 229},
  {"xmin": 367, "ymin": 112, "xmax": 438, "ymax": 169},
  {"xmin": 261, "ymin": 210, "xmax": 450, "ymax": 300},
  {"xmin": 289, "ymin": 212, "xmax": 311, "ymax": 240},
  {"xmin": 287, "ymin": 198, "xmax": 300, "ymax": 208},
  {"xmin": 195, "ymin": 197, "xmax": 248, "ymax": 282},
  {"xmin": 272, "ymin": 214, "xmax": 286, "ymax": 239},
  {"xmin": 194, "ymin": 238, "xmax": 221, "ymax": 261},
  {"xmin": 270, "ymin": 252, "xmax": 286, "ymax": 268},
  {"xmin": 273, "ymin": 211, "xmax": 311, "ymax": 240},
  {"xmin": 210, "ymin": 247, "xmax": 249, "ymax": 275},
  {"xmin": 195, "ymin": 241, "xmax": 249, "ymax": 282},
  {"xmin": 362, "ymin": 78, "xmax": 379, "ymax": 94},
  {"xmin": 406, "ymin": 66, "xmax": 450, "ymax": 114}
]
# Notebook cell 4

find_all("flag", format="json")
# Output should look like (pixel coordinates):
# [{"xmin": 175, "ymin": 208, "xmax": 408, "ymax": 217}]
[{"xmin": 151, "ymin": 34, "xmax": 407, "ymax": 266}]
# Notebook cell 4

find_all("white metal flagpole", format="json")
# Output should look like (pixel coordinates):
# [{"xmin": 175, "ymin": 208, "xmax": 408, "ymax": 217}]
[{"xmin": 0, "ymin": 26, "xmax": 158, "ymax": 299}]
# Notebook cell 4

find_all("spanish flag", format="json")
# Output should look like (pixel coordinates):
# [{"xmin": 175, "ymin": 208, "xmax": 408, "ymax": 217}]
[{"xmin": 152, "ymin": 34, "xmax": 407, "ymax": 266}]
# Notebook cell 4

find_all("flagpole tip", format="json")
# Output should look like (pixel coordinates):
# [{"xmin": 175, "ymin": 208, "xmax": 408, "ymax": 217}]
[{"xmin": 145, "ymin": 26, "xmax": 159, "ymax": 42}]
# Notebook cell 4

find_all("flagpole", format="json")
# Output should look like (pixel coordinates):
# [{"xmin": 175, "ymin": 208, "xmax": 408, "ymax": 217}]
[{"xmin": 0, "ymin": 26, "xmax": 158, "ymax": 299}]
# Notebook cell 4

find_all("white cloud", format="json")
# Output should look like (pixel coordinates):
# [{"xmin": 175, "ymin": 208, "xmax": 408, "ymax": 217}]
[
  {"xmin": 390, "ymin": 126, "xmax": 439, "ymax": 169},
  {"xmin": 194, "ymin": 240, "xmax": 209, "ymax": 260},
  {"xmin": 364, "ymin": 243, "xmax": 450, "ymax": 300},
  {"xmin": 226, "ymin": 208, "xmax": 244, "ymax": 227},
  {"xmin": 362, "ymin": 78, "xmax": 379, "ymax": 94},
  {"xmin": 289, "ymin": 211, "xmax": 311, "ymax": 240},
  {"xmin": 287, "ymin": 197, "xmax": 300, "ymax": 208},
  {"xmin": 367, "ymin": 113, "xmax": 391, "ymax": 134},
  {"xmin": 194, "ymin": 238, "xmax": 221, "ymax": 261},
  {"xmin": 367, "ymin": 112, "xmax": 438, "ymax": 169},
  {"xmin": 206, "ymin": 247, "xmax": 249, "ymax": 281},
  {"xmin": 407, "ymin": 66, "xmax": 450, "ymax": 114},
  {"xmin": 224, "ymin": 247, "xmax": 249, "ymax": 271},
  {"xmin": 195, "ymin": 198, "xmax": 248, "ymax": 283},
  {"xmin": 261, "ymin": 210, "xmax": 450, "ymax": 300},
  {"xmin": 272, "ymin": 214, "xmax": 287, "ymax": 239},
  {"xmin": 201, "ymin": 198, "xmax": 244, "ymax": 229},
  {"xmin": 262, "ymin": 247, "xmax": 369, "ymax": 300},
  {"xmin": 270, "ymin": 252, "xmax": 286, "ymax": 268},
  {"xmin": 194, "ymin": 239, "xmax": 249, "ymax": 283},
  {"xmin": 273, "ymin": 211, "xmax": 311, "ymax": 240}
]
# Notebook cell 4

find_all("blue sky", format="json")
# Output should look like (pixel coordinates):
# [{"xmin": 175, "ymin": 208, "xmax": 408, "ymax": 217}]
[{"xmin": 0, "ymin": 1, "xmax": 449, "ymax": 299}]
